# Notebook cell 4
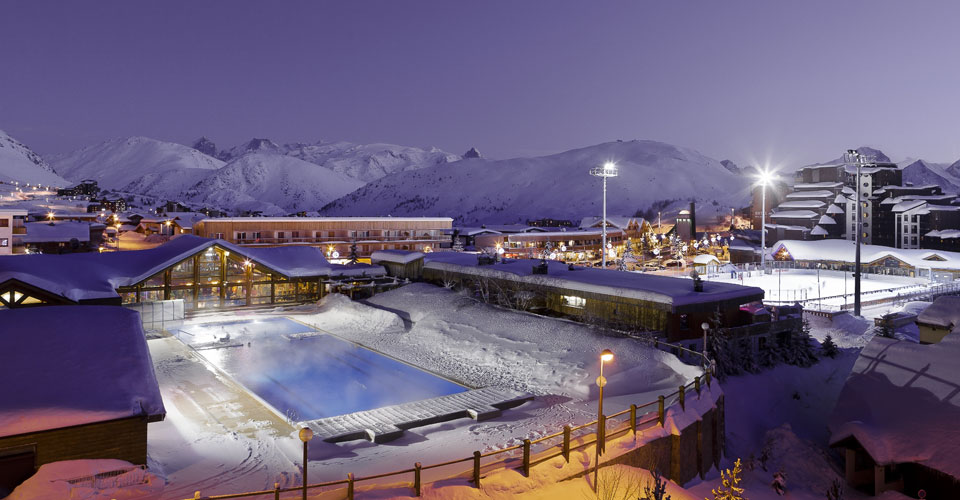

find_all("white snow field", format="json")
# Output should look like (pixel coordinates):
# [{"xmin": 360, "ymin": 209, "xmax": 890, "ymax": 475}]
[
  {"xmin": 705, "ymin": 268, "xmax": 934, "ymax": 311},
  {"xmin": 147, "ymin": 284, "xmax": 704, "ymax": 499}
]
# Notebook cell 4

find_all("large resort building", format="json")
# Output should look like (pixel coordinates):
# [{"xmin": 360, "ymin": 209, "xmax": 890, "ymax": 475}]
[{"xmin": 192, "ymin": 217, "xmax": 453, "ymax": 260}]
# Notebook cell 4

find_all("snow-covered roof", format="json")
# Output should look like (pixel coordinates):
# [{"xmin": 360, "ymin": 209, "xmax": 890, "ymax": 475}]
[
  {"xmin": 829, "ymin": 334, "xmax": 960, "ymax": 477},
  {"xmin": 818, "ymin": 215, "xmax": 836, "ymax": 225},
  {"xmin": 578, "ymin": 216, "xmax": 642, "ymax": 231},
  {"xmin": 916, "ymin": 296, "xmax": 960, "ymax": 330},
  {"xmin": 794, "ymin": 182, "xmax": 843, "ymax": 190},
  {"xmin": 0, "ymin": 235, "xmax": 342, "ymax": 302},
  {"xmin": 810, "ymin": 225, "xmax": 828, "ymax": 236},
  {"xmin": 20, "ymin": 221, "xmax": 94, "ymax": 243},
  {"xmin": 769, "ymin": 210, "xmax": 819, "ymax": 219},
  {"xmin": 772, "ymin": 239, "xmax": 960, "ymax": 271},
  {"xmin": 504, "ymin": 228, "xmax": 625, "ymax": 240},
  {"xmin": 834, "ymin": 194, "xmax": 848, "ymax": 204},
  {"xmin": 786, "ymin": 190, "xmax": 834, "ymax": 199},
  {"xmin": 422, "ymin": 252, "xmax": 763, "ymax": 309},
  {"xmin": 455, "ymin": 227, "xmax": 503, "ymax": 236},
  {"xmin": 926, "ymin": 229, "xmax": 960, "ymax": 239},
  {"xmin": 370, "ymin": 249, "xmax": 425, "ymax": 264},
  {"xmin": 891, "ymin": 200, "xmax": 927, "ymax": 212},
  {"xmin": 826, "ymin": 204, "xmax": 844, "ymax": 215},
  {"xmin": 0, "ymin": 306, "xmax": 165, "ymax": 438},
  {"xmin": 692, "ymin": 254, "xmax": 720, "ymax": 265},
  {"xmin": 777, "ymin": 200, "xmax": 825, "ymax": 209}
]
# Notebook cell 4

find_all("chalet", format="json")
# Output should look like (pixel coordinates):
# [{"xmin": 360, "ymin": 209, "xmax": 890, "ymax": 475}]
[
  {"xmin": 20, "ymin": 221, "xmax": 105, "ymax": 254},
  {"xmin": 0, "ymin": 235, "xmax": 387, "ymax": 311},
  {"xmin": 0, "ymin": 209, "xmax": 27, "ymax": 256},
  {"xmin": 829, "ymin": 334, "xmax": 960, "ymax": 497},
  {"xmin": 55, "ymin": 179, "xmax": 98, "ymax": 198},
  {"xmin": 916, "ymin": 296, "xmax": 960, "ymax": 344},
  {"xmin": 772, "ymin": 239, "xmax": 960, "ymax": 281},
  {"xmin": 0, "ymin": 306, "xmax": 165, "ymax": 493}
]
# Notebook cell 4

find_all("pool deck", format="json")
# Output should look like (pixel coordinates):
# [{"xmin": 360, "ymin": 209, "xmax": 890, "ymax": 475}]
[{"xmin": 305, "ymin": 387, "xmax": 533, "ymax": 443}]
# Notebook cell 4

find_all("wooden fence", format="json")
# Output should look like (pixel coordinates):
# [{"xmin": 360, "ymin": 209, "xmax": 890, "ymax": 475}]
[{"xmin": 185, "ymin": 344, "xmax": 715, "ymax": 500}]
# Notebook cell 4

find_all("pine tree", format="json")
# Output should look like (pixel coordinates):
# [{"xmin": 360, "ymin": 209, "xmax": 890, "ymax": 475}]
[
  {"xmin": 452, "ymin": 236, "xmax": 464, "ymax": 252},
  {"xmin": 757, "ymin": 338, "xmax": 782, "ymax": 368},
  {"xmin": 825, "ymin": 478, "xmax": 844, "ymax": 500},
  {"xmin": 821, "ymin": 334, "xmax": 839, "ymax": 358},
  {"xmin": 348, "ymin": 240, "xmax": 359, "ymax": 265},
  {"xmin": 784, "ymin": 319, "xmax": 818, "ymax": 367},
  {"xmin": 709, "ymin": 458, "xmax": 747, "ymax": 500}
]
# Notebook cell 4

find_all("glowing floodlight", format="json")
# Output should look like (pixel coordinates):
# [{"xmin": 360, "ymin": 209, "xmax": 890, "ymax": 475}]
[{"xmin": 600, "ymin": 349, "xmax": 614, "ymax": 362}]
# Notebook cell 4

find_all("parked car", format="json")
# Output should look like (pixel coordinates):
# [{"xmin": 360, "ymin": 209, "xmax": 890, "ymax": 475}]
[{"xmin": 663, "ymin": 259, "xmax": 686, "ymax": 268}]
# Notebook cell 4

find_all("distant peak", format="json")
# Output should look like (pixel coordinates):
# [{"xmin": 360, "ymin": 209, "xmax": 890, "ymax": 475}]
[
  {"xmin": 191, "ymin": 136, "xmax": 219, "ymax": 157},
  {"xmin": 463, "ymin": 147, "xmax": 482, "ymax": 159},
  {"xmin": 851, "ymin": 146, "xmax": 891, "ymax": 163},
  {"xmin": 719, "ymin": 159, "xmax": 740, "ymax": 174}
]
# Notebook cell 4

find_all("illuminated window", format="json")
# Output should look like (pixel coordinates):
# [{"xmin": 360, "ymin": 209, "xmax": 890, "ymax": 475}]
[{"xmin": 561, "ymin": 295, "xmax": 586, "ymax": 309}]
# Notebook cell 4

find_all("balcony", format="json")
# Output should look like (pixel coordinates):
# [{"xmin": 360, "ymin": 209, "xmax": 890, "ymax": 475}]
[
  {"xmin": 12, "ymin": 227, "xmax": 27, "ymax": 235},
  {"xmin": 233, "ymin": 236, "xmax": 446, "ymax": 246}
]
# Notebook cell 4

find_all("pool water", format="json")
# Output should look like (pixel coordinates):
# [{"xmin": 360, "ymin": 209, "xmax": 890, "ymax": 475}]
[{"xmin": 176, "ymin": 318, "xmax": 466, "ymax": 421}]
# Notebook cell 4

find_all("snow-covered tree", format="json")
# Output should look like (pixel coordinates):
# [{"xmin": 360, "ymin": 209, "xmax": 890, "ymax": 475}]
[
  {"xmin": 821, "ymin": 334, "xmax": 839, "ymax": 358},
  {"xmin": 348, "ymin": 240, "xmax": 359, "ymax": 265},
  {"xmin": 452, "ymin": 236, "xmax": 464, "ymax": 252},
  {"xmin": 757, "ymin": 338, "xmax": 782, "ymax": 368},
  {"xmin": 783, "ymin": 319, "xmax": 817, "ymax": 367},
  {"xmin": 709, "ymin": 458, "xmax": 747, "ymax": 500},
  {"xmin": 771, "ymin": 469, "xmax": 786, "ymax": 496}
]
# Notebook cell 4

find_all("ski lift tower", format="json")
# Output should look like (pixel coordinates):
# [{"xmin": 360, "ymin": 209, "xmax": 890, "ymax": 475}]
[{"xmin": 590, "ymin": 161, "xmax": 618, "ymax": 268}]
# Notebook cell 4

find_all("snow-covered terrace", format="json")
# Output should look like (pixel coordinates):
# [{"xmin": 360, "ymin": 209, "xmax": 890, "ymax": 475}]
[
  {"xmin": 0, "ymin": 306, "xmax": 165, "ymax": 437},
  {"xmin": 20, "ymin": 220, "xmax": 98, "ymax": 243},
  {"xmin": 423, "ymin": 252, "xmax": 763, "ymax": 308}
]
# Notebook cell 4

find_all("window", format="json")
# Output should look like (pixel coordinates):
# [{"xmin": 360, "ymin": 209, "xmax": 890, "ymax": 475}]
[
  {"xmin": 0, "ymin": 238, "xmax": 7, "ymax": 247},
  {"xmin": 236, "ymin": 232, "xmax": 246, "ymax": 241},
  {"xmin": 680, "ymin": 314, "xmax": 690, "ymax": 330},
  {"xmin": 277, "ymin": 231, "xmax": 285, "ymax": 239},
  {"xmin": 561, "ymin": 295, "xmax": 586, "ymax": 309},
  {"xmin": 0, "ymin": 219, "xmax": 7, "ymax": 227},
  {"xmin": 291, "ymin": 231, "xmax": 299, "ymax": 238},
  {"xmin": 214, "ymin": 233, "xmax": 224, "ymax": 239},
  {"xmin": 252, "ymin": 232, "xmax": 261, "ymax": 239}
]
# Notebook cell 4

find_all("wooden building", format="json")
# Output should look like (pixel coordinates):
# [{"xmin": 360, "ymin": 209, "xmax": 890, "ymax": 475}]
[
  {"xmin": 192, "ymin": 217, "xmax": 454, "ymax": 260},
  {"xmin": 0, "ymin": 307, "xmax": 165, "ymax": 493},
  {"xmin": 394, "ymin": 252, "xmax": 767, "ymax": 342},
  {"xmin": 0, "ymin": 235, "xmax": 388, "ymax": 312}
]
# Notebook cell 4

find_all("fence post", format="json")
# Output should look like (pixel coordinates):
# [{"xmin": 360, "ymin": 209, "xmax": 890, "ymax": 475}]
[
  {"xmin": 695, "ymin": 376, "xmax": 701, "ymax": 398},
  {"xmin": 629, "ymin": 404, "xmax": 637, "ymax": 435},
  {"xmin": 274, "ymin": 482, "xmax": 280, "ymax": 500},
  {"xmin": 599, "ymin": 413, "xmax": 606, "ymax": 454},
  {"xmin": 658, "ymin": 396, "xmax": 665, "ymax": 426},
  {"xmin": 679, "ymin": 385, "xmax": 686, "ymax": 411},
  {"xmin": 522, "ymin": 439, "xmax": 531, "ymax": 476},
  {"xmin": 705, "ymin": 370, "xmax": 711, "ymax": 388},
  {"xmin": 414, "ymin": 462, "xmax": 422, "ymax": 497},
  {"xmin": 347, "ymin": 472, "xmax": 354, "ymax": 500},
  {"xmin": 473, "ymin": 451, "xmax": 481, "ymax": 489},
  {"xmin": 562, "ymin": 425, "xmax": 571, "ymax": 462}
]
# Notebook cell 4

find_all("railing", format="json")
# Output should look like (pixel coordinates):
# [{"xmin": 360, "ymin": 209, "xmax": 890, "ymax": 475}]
[
  {"xmin": 185, "ymin": 345, "xmax": 715, "ymax": 500},
  {"xmin": 65, "ymin": 464, "xmax": 149, "ymax": 490}
]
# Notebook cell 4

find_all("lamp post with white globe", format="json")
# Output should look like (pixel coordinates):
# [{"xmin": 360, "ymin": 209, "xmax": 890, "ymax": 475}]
[{"xmin": 299, "ymin": 427, "xmax": 313, "ymax": 500}]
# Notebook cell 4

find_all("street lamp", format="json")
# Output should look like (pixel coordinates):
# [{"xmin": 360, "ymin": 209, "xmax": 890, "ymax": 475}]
[
  {"xmin": 701, "ymin": 321, "xmax": 710, "ymax": 368},
  {"xmin": 756, "ymin": 169, "xmax": 776, "ymax": 273},
  {"xmin": 298, "ymin": 427, "xmax": 313, "ymax": 500},
  {"xmin": 590, "ymin": 162, "xmax": 618, "ymax": 268},
  {"xmin": 593, "ymin": 349, "xmax": 614, "ymax": 491},
  {"xmin": 846, "ymin": 149, "xmax": 867, "ymax": 317}
]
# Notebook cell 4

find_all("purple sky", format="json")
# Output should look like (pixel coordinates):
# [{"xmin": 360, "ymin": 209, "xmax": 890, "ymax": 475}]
[{"xmin": 2, "ymin": 1, "xmax": 959, "ymax": 167}]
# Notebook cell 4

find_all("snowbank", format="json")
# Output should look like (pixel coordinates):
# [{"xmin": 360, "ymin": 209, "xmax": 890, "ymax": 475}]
[{"xmin": 7, "ymin": 459, "xmax": 163, "ymax": 500}]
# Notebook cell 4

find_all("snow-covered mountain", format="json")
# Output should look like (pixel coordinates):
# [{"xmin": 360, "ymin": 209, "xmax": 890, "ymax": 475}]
[
  {"xmin": 50, "ymin": 136, "xmax": 224, "ymax": 194},
  {"xmin": 198, "ymin": 137, "xmax": 459, "ymax": 183},
  {"xmin": 320, "ymin": 140, "xmax": 752, "ymax": 225},
  {"xmin": 182, "ymin": 153, "xmax": 364, "ymax": 215},
  {"xmin": 900, "ymin": 159, "xmax": 960, "ymax": 193},
  {"xmin": 0, "ymin": 130, "xmax": 68, "ymax": 186}
]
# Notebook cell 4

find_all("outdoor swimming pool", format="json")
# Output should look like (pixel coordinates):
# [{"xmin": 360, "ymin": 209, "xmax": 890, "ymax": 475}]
[{"xmin": 175, "ymin": 318, "xmax": 467, "ymax": 421}]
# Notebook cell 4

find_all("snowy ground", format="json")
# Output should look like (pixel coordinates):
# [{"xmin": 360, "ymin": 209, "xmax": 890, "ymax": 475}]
[
  {"xmin": 704, "ymin": 268, "xmax": 933, "ymax": 310},
  {"xmin": 145, "ymin": 284, "xmax": 703, "ymax": 498}
]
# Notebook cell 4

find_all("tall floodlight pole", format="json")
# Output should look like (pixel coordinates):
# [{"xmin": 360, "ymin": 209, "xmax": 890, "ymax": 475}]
[
  {"xmin": 590, "ymin": 162, "xmax": 618, "ymax": 268},
  {"xmin": 847, "ymin": 150, "xmax": 868, "ymax": 316},
  {"xmin": 756, "ymin": 169, "xmax": 775, "ymax": 273}
]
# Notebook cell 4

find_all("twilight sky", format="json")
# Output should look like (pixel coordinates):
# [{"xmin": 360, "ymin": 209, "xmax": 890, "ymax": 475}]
[{"xmin": 2, "ymin": 0, "xmax": 959, "ymax": 168}]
